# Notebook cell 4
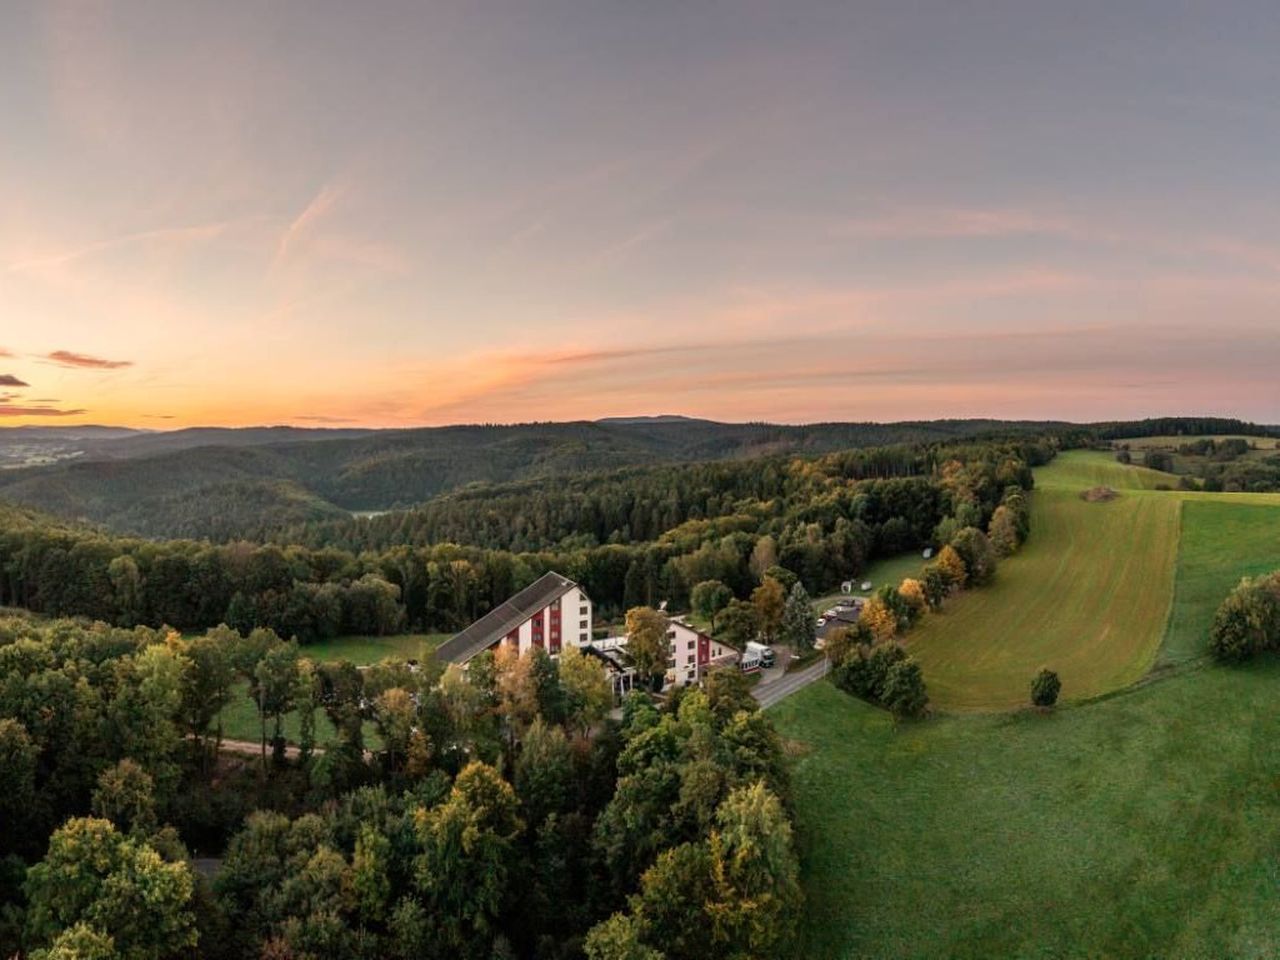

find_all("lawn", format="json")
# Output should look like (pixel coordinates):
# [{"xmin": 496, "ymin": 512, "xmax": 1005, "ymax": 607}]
[
  {"xmin": 901, "ymin": 453, "xmax": 1181, "ymax": 711},
  {"xmin": 771, "ymin": 666, "xmax": 1280, "ymax": 960}
]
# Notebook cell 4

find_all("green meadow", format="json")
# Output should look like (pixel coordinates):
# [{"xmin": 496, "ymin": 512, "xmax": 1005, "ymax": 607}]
[{"xmin": 772, "ymin": 449, "xmax": 1280, "ymax": 958}]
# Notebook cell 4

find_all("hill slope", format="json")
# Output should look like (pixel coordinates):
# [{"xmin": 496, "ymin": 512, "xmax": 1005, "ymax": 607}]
[{"xmin": 0, "ymin": 418, "xmax": 1064, "ymax": 539}]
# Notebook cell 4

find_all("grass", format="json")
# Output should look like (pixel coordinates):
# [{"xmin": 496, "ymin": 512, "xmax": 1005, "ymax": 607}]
[
  {"xmin": 812, "ymin": 551, "xmax": 928, "ymax": 612},
  {"xmin": 767, "ymin": 449, "xmax": 1280, "ymax": 957},
  {"xmin": 1160, "ymin": 500, "xmax": 1280, "ymax": 666},
  {"xmin": 901, "ymin": 453, "xmax": 1181, "ymax": 711},
  {"xmin": 772, "ymin": 665, "xmax": 1280, "ymax": 960},
  {"xmin": 296, "ymin": 632, "xmax": 448, "ymax": 665},
  {"xmin": 215, "ymin": 634, "xmax": 445, "ymax": 746}
]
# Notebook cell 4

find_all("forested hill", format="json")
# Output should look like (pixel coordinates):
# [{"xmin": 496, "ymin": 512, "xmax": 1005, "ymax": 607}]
[{"xmin": 0, "ymin": 417, "xmax": 1067, "ymax": 540}]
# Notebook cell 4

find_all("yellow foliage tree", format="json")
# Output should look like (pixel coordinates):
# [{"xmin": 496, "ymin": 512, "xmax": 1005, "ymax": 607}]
[
  {"xmin": 859, "ymin": 596, "xmax": 898, "ymax": 643},
  {"xmin": 898, "ymin": 578, "xmax": 926, "ymax": 613},
  {"xmin": 935, "ymin": 545, "xmax": 968, "ymax": 589}
]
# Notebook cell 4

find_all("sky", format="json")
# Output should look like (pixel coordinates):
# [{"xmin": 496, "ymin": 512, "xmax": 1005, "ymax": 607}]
[{"xmin": 2, "ymin": 0, "xmax": 1280, "ymax": 428}]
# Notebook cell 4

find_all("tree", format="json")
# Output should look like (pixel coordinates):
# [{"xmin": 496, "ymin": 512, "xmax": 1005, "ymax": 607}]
[
  {"xmin": 514, "ymin": 718, "xmax": 573, "ymax": 826},
  {"xmin": 859, "ymin": 595, "xmax": 898, "ymax": 643},
  {"xmin": 949, "ymin": 527, "xmax": 997, "ymax": 586},
  {"xmin": 584, "ymin": 913, "xmax": 662, "ymax": 960},
  {"xmin": 1209, "ymin": 576, "xmax": 1280, "ymax": 662},
  {"xmin": 881, "ymin": 658, "xmax": 928, "ymax": 718},
  {"xmin": 704, "ymin": 782, "xmax": 800, "ymax": 959},
  {"xmin": 748, "ymin": 536, "xmax": 778, "ymax": 582},
  {"xmin": 690, "ymin": 580, "xmax": 733, "ymax": 632},
  {"xmin": 38, "ymin": 923, "xmax": 117, "ymax": 960},
  {"xmin": 495, "ymin": 646, "xmax": 539, "ymax": 735},
  {"xmin": 91, "ymin": 759, "xmax": 157, "ymax": 836},
  {"xmin": 750, "ymin": 578, "xmax": 786, "ymax": 641},
  {"xmin": 253, "ymin": 641, "xmax": 299, "ymax": 768},
  {"xmin": 373, "ymin": 688, "xmax": 415, "ymax": 773},
  {"xmin": 778, "ymin": 581, "xmax": 815, "ymax": 653},
  {"xmin": 898, "ymin": 578, "xmax": 926, "ymax": 615},
  {"xmin": 625, "ymin": 607, "xmax": 670, "ymax": 689},
  {"xmin": 1030, "ymin": 668, "xmax": 1061, "ymax": 707},
  {"xmin": 25, "ymin": 817, "xmax": 196, "ymax": 960},
  {"xmin": 716, "ymin": 600, "xmax": 760, "ymax": 649},
  {"xmin": 559, "ymin": 643, "xmax": 613, "ymax": 736},
  {"xmin": 0, "ymin": 718, "xmax": 37, "ymax": 854},
  {"xmin": 181, "ymin": 627, "xmax": 236, "ymax": 762},
  {"xmin": 987, "ymin": 506, "xmax": 1020, "ymax": 558},
  {"xmin": 413, "ymin": 762, "xmax": 523, "ymax": 957},
  {"xmin": 934, "ymin": 544, "xmax": 968, "ymax": 590},
  {"xmin": 762, "ymin": 565, "xmax": 799, "ymax": 594}
]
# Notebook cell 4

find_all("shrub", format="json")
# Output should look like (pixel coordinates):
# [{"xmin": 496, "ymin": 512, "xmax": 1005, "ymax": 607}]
[
  {"xmin": 881, "ymin": 659, "xmax": 928, "ymax": 718},
  {"xmin": 1030, "ymin": 668, "xmax": 1061, "ymax": 708}
]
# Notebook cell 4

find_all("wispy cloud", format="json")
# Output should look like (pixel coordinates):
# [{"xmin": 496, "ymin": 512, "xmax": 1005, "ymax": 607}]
[
  {"xmin": 295, "ymin": 414, "xmax": 356, "ymax": 424},
  {"xmin": 0, "ymin": 404, "xmax": 87, "ymax": 418},
  {"xmin": 0, "ymin": 375, "xmax": 29, "ymax": 387},
  {"xmin": 46, "ymin": 350, "xmax": 133, "ymax": 370}
]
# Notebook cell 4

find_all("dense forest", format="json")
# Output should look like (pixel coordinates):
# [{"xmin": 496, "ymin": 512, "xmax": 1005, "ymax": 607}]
[
  {"xmin": 0, "ymin": 437, "xmax": 1049, "ymax": 640},
  {"xmin": 0, "ymin": 418, "xmax": 1068, "ymax": 541},
  {"xmin": 0, "ymin": 612, "xmax": 796, "ymax": 959}
]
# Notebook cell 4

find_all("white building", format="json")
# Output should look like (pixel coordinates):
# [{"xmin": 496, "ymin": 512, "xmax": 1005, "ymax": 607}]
[
  {"xmin": 664, "ymin": 617, "xmax": 741, "ymax": 688},
  {"xmin": 436, "ymin": 571, "xmax": 593, "ymax": 664}
]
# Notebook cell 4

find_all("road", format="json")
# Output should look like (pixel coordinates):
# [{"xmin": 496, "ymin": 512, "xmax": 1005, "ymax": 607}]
[{"xmin": 753, "ymin": 656, "xmax": 830, "ymax": 709}]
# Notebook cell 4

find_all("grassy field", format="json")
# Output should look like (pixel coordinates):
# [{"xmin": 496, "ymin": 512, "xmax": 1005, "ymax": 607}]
[
  {"xmin": 902, "ymin": 452, "xmax": 1181, "ymax": 711},
  {"xmin": 1160, "ymin": 500, "xmax": 1280, "ymax": 666},
  {"xmin": 770, "ymin": 448, "xmax": 1280, "ymax": 957},
  {"xmin": 772, "ymin": 665, "xmax": 1280, "ymax": 959}
]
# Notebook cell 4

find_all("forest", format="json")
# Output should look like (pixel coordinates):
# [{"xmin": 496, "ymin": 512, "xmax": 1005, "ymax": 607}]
[
  {"xmin": 0, "ymin": 437, "xmax": 1050, "ymax": 640},
  {"xmin": 0, "ymin": 611, "xmax": 795, "ymax": 959},
  {"xmin": 0, "ymin": 418, "xmax": 1067, "ymax": 541}
]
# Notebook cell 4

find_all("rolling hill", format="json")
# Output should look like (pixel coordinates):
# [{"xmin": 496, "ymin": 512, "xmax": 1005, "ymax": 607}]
[{"xmin": 0, "ymin": 417, "xmax": 1069, "ymax": 539}]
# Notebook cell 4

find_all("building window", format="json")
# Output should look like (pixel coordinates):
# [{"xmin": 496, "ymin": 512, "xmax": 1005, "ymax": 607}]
[
  {"xmin": 686, "ymin": 654, "xmax": 695, "ymax": 665},
  {"xmin": 666, "ymin": 658, "xmax": 676, "ymax": 669},
  {"xmin": 666, "ymin": 630, "xmax": 676, "ymax": 640},
  {"xmin": 580, "ymin": 620, "xmax": 588, "ymax": 630},
  {"xmin": 580, "ymin": 632, "xmax": 588, "ymax": 643},
  {"xmin": 668, "ymin": 643, "xmax": 676, "ymax": 655},
  {"xmin": 580, "ymin": 605, "xmax": 589, "ymax": 616}
]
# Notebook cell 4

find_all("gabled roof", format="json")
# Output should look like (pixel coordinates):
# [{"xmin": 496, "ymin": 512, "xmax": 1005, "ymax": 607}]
[{"xmin": 437, "ymin": 571, "xmax": 581, "ymax": 664}]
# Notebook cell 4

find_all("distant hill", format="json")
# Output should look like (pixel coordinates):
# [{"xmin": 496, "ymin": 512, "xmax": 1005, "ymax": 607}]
[{"xmin": 0, "ymin": 417, "xmax": 1070, "ymax": 539}]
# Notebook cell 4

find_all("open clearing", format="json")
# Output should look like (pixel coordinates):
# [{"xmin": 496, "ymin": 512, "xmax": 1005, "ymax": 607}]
[
  {"xmin": 903, "ymin": 452, "xmax": 1180, "ymax": 711},
  {"xmin": 905, "ymin": 451, "xmax": 1280, "ymax": 711},
  {"xmin": 216, "ymin": 633, "xmax": 446, "ymax": 745},
  {"xmin": 772, "ymin": 664, "xmax": 1280, "ymax": 959},
  {"xmin": 772, "ymin": 448, "xmax": 1280, "ymax": 957}
]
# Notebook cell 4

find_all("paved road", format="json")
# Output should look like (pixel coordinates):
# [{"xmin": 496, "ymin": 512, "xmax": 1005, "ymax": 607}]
[{"xmin": 753, "ymin": 657, "xmax": 830, "ymax": 709}]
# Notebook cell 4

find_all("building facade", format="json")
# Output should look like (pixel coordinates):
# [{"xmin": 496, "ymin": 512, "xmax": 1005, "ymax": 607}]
[
  {"xmin": 437, "ymin": 571, "xmax": 593, "ymax": 664},
  {"xmin": 664, "ymin": 617, "xmax": 740, "ymax": 688}
]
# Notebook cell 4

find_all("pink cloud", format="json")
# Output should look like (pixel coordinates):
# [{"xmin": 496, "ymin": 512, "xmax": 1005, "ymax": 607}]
[{"xmin": 46, "ymin": 350, "xmax": 132, "ymax": 370}]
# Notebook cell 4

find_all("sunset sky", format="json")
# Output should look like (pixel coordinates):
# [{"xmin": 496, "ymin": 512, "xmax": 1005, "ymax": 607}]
[{"xmin": 3, "ymin": 1, "xmax": 1280, "ymax": 427}]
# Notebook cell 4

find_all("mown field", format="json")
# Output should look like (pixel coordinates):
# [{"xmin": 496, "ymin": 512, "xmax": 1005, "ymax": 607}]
[
  {"xmin": 902, "ymin": 452, "xmax": 1180, "ymax": 711},
  {"xmin": 772, "ymin": 448, "xmax": 1280, "ymax": 958}
]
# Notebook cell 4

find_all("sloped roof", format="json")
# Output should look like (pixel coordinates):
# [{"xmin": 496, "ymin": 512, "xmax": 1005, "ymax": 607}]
[{"xmin": 437, "ymin": 571, "xmax": 580, "ymax": 664}]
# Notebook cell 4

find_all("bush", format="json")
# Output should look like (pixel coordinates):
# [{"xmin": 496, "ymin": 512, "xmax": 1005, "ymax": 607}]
[
  {"xmin": 949, "ymin": 528, "xmax": 998, "ymax": 586},
  {"xmin": 1209, "ymin": 576, "xmax": 1280, "ymax": 662},
  {"xmin": 881, "ymin": 659, "xmax": 928, "ymax": 718},
  {"xmin": 1030, "ymin": 669, "xmax": 1061, "ymax": 707}
]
